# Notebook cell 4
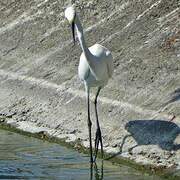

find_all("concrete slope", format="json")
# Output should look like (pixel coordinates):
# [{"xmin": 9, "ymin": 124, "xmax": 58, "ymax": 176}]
[{"xmin": 0, "ymin": 0, "xmax": 179, "ymax": 172}]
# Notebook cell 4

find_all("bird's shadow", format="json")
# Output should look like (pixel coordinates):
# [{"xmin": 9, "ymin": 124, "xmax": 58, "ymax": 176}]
[{"xmin": 107, "ymin": 120, "xmax": 180, "ymax": 160}]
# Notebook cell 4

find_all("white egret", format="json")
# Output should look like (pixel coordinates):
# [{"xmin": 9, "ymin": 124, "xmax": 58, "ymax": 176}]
[{"xmin": 65, "ymin": 5, "xmax": 113, "ymax": 163}]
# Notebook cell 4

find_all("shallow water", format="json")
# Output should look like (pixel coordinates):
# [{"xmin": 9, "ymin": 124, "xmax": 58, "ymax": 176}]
[{"xmin": 0, "ymin": 129, "xmax": 164, "ymax": 180}]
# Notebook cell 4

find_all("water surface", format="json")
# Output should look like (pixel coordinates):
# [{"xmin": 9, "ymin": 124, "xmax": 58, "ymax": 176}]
[{"xmin": 0, "ymin": 129, "xmax": 164, "ymax": 179}]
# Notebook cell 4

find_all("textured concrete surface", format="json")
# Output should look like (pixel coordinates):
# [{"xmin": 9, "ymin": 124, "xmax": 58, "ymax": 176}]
[{"xmin": 0, "ymin": 0, "xmax": 179, "ymax": 174}]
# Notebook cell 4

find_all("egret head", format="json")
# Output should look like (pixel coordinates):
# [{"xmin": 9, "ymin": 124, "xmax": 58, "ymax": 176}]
[
  {"xmin": 65, "ymin": 5, "xmax": 76, "ymax": 23},
  {"xmin": 65, "ymin": 5, "xmax": 76, "ymax": 45}
]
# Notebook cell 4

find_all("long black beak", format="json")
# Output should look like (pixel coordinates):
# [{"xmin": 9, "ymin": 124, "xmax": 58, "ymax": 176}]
[{"xmin": 71, "ymin": 21, "xmax": 75, "ymax": 45}]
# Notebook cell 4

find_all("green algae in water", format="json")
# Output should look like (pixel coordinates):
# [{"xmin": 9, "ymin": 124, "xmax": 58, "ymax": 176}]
[{"xmin": 0, "ymin": 129, "xmax": 165, "ymax": 180}]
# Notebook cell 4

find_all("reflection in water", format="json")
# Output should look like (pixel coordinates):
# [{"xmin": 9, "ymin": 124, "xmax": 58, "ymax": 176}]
[
  {"xmin": 94, "ymin": 162, "xmax": 103, "ymax": 180},
  {"xmin": 0, "ymin": 129, "xmax": 164, "ymax": 180},
  {"xmin": 89, "ymin": 162, "xmax": 103, "ymax": 180}
]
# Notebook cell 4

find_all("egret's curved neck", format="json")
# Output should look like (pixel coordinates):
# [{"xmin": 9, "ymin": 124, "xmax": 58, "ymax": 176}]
[
  {"xmin": 74, "ymin": 15, "xmax": 98, "ymax": 79},
  {"xmin": 74, "ymin": 15, "xmax": 91, "ymax": 58}
]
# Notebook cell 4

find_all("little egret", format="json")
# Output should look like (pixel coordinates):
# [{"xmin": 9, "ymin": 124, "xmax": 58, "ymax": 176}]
[{"xmin": 65, "ymin": 5, "xmax": 113, "ymax": 163}]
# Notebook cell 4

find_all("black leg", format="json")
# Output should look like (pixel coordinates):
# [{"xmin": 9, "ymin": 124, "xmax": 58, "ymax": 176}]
[
  {"xmin": 86, "ymin": 86, "xmax": 93, "ymax": 163},
  {"xmin": 94, "ymin": 87, "xmax": 103, "ymax": 162}
]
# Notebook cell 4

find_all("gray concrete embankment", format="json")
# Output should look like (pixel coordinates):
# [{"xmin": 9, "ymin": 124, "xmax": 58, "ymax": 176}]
[{"xmin": 0, "ymin": 0, "xmax": 179, "ymax": 175}]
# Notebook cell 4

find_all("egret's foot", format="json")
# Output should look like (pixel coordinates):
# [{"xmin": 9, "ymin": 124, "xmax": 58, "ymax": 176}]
[{"xmin": 94, "ymin": 128, "xmax": 103, "ymax": 162}]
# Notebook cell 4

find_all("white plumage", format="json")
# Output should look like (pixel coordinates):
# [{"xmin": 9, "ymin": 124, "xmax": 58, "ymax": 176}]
[
  {"xmin": 65, "ymin": 5, "xmax": 113, "ymax": 163},
  {"xmin": 78, "ymin": 43, "xmax": 113, "ymax": 87}
]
